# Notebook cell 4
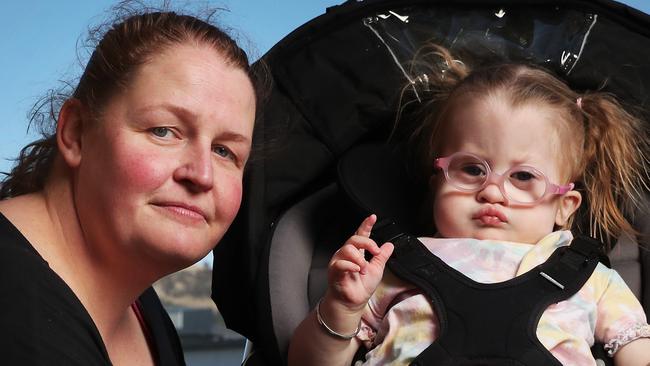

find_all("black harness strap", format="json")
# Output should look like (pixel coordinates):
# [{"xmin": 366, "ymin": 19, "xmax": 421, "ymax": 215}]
[{"xmin": 378, "ymin": 231, "xmax": 602, "ymax": 366}]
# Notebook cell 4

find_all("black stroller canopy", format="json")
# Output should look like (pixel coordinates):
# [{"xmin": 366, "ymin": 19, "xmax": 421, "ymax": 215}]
[{"xmin": 212, "ymin": 1, "xmax": 650, "ymax": 364}]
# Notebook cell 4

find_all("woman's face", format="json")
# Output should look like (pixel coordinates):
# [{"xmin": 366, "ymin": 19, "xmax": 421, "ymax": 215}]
[{"xmin": 73, "ymin": 43, "xmax": 255, "ymax": 272}]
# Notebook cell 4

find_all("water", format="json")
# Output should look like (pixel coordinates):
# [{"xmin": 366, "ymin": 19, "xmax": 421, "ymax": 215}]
[{"xmin": 186, "ymin": 346, "xmax": 245, "ymax": 366}]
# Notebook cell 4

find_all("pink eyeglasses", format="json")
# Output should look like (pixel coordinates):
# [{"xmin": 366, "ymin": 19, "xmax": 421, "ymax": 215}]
[{"xmin": 434, "ymin": 152, "xmax": 574, "ymax": 206}]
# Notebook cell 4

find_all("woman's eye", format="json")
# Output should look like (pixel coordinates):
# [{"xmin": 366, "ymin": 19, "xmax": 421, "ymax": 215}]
[
  {"xmin": 213, "ymin": 145, "xmax": 235, "ymax": 160},
  {"xmin": 460, "ymin": 164, "xmax": 485, "ymax": 176},
  {"xmin": 151, "ymin": 127, "xmax": 171, "ymax": 138}
]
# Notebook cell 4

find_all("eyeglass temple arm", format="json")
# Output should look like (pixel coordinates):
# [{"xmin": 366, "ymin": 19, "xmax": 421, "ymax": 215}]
[
  {"xmin": 434, "ymin": 157, "xmax": 448, "ymax": 169},
  {"xmin": 554, "ymin": 182, "xmax": 575, "ymax": 195}
]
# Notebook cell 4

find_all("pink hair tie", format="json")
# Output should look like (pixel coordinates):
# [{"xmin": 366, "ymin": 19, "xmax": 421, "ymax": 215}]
[{"xmin": 576, "ymin": 97, "xmax": 583, "ymax": 109}]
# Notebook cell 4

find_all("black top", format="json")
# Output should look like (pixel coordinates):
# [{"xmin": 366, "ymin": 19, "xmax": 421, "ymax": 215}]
[{"xmin": 0, "ymin": 213, "xmax": 185, "ymax": 365}]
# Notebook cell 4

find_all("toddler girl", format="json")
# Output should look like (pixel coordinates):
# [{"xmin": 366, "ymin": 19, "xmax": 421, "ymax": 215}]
[{"xmin": 288, "ymin": 48, "xmax": 650, "ymax": 365}]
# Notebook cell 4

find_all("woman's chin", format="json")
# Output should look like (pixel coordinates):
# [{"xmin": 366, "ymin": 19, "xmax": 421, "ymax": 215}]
[{"xmin": 137, "ymin": 235, "xmax": 214, "ymax": 273}]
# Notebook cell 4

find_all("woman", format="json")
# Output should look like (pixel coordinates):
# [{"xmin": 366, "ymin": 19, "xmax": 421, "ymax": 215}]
[{"xmin": 0, "ymin": 9, "xmax": 258, "ymax": 366}]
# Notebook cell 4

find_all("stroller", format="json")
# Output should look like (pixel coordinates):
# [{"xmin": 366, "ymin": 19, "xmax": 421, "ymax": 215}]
[{"xmin": 212, "ymin": 0, "xmax": 650, "ymax": 365}]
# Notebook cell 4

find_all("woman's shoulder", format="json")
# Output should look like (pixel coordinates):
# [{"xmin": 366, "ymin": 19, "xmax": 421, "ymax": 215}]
[
  {"xmin": 0, "ymin": 208, "xmax": 54, "ymax": 293},
  {"xmin": 0, "ymin": 210, "xmax": 110, "ymax": 364},
  {"xmin": 0, "ymin": 209, "xmax": 45, "ymax": 268},
  {"xmin": 0, "ymin": 209, "xmax": 80, "ymax": 305}
]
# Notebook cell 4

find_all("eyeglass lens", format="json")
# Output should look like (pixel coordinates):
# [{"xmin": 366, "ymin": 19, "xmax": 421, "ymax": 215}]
[{"xmin": 446, "ymin": 154, "xmax": 547, "ymax": 203}]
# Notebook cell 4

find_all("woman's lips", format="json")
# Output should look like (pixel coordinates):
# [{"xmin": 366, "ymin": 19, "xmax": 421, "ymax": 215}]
[
  {"xmin": 151, "ymin": 202, "xmax": 208, "ymax": 224},
  {"xmin": 473, "ymin": 206, "xmax": 508, "ymax": 226}
]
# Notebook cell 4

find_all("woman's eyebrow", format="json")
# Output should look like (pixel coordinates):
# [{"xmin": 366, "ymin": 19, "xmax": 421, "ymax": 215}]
[
  {"xmin": 217, "ymin": 131, "xmax": 251, "ymax": 144},
  {"xmin": 134, "ymin": 103, "xmax": 195, "ymax": 120}
]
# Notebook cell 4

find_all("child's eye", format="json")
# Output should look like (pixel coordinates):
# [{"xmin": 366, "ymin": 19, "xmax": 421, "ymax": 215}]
[
  {"xmin": 510, "ymin": 171, "xmax": 535, "ymax": 181},
  {"xmin": 213, "ymin": 145, "xmax": 235, "ymax": 161},
  {"xmin": 150, "ymin": 127, "xmax": 172, "ymax": 138},
  {"xmin": 460, "ymin": 164, "xmax": 486, "ymax": 176}
]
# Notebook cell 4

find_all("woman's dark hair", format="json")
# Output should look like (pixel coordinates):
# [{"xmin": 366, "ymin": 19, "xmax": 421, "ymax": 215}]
[{"xmin": 1, "ymin": 6, "xmax": 261, "ymax": 198}]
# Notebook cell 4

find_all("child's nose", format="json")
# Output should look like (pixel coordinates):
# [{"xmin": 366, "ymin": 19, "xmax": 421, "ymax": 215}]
[{"xmin": 476, "ymin": 181, "xmax": 506, "ymax": 204}]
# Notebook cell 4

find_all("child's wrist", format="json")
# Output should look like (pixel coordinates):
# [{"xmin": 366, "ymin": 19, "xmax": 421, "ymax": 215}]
[
  {"xmin": 317, "ymin": 293, "xmax": 366, "ymax": 338},
  {"xmin": 323, "ymin": 290, "xmax": 368, "ymax": 313},
  {"xmin": 316, "ymin": 298, "xmax": 361, "ymax": 340}
]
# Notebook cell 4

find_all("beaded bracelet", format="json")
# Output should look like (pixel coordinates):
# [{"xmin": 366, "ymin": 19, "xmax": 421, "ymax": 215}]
[{"xmin": 315, "ymin": 298, "xmax": 362, "ymax": 340}]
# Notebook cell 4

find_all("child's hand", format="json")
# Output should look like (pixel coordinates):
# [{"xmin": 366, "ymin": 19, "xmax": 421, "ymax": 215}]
[
  {"xmin": 327, "ymin": 214, "xmax": 394, "ymax": 311},
  {"xmin": 289, "ymin": 215, "xmax": 392, "ymax": 366}
]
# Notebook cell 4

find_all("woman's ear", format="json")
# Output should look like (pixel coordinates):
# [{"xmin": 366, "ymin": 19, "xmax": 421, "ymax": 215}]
[
  {"xmin": 56, "ymin": 99, "xmax": 85, "ymax": 168},
  {"xmin": 555, "ymin": 190, "xmax": 582, "ymax": 226}
]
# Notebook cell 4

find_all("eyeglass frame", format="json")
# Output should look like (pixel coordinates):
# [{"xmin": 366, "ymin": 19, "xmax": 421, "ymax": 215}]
[{"xmin": 434, "ymin": 151, "xmax": 574, "ymax": 206}]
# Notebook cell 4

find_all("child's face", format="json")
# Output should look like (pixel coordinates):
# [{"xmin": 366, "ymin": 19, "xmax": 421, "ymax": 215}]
[{"xmin": 432, "ymin": 95, "xmax": 581, "ymax": 244}]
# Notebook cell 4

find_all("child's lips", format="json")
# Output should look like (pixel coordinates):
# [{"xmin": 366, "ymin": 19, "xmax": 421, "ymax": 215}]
[
  {"xmin": 473, "ymin": 207, "xmax": 508, "ymax": 226},
  {"xmin": 476, "ymin": 215, "xmax": 504, "ymax": 226}
]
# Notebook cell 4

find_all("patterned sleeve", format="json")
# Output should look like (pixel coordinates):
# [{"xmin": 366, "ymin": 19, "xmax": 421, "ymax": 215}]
[
  {"xmin": 593, "ymin": 265, "xmax": 650, "ymax": 356},
  {"xmin": 357, "ymin": 269, "xmax": 416, "ymax": 347}
]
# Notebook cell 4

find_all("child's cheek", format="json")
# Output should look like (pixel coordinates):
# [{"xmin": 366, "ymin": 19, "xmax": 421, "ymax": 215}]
[{"xmin": 432, "ymin": 184, "xmax": 468, "ymax": 237}]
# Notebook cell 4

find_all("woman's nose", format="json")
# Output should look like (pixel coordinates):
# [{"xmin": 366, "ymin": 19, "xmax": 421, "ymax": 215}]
[{"xmin": 173, "ymin": 144, "xmax": 214, "ymax": 192}]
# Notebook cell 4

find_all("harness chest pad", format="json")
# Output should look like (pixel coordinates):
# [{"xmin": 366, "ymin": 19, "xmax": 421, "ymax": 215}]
[{"xmin": 382, "ymin": 233, "xmax": 603, "ymax": 366}]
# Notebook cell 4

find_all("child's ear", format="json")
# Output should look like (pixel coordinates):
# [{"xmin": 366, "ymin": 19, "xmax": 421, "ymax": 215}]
[
  {"xmin": 56, "ymin": 98, "xmax": 86, "ymax": 168},
  {"xmin": 555, "ymin": 190, "xmax": 582, "ymax": 226}
]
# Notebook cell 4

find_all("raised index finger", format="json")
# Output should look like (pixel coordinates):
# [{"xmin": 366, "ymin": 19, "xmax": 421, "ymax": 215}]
[{"xmin": 355, "ymin": 214, "xmax": 377, "ymax": 238}]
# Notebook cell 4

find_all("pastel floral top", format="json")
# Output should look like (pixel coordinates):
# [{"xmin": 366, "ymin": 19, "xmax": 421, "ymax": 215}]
[{"xmin": 356, "ymin": 231, "xmax": 650, "ymax": 366}]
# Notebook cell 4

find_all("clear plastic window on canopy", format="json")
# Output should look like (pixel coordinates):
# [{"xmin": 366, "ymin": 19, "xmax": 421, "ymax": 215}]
[{"xmin": 360, "ymin": 4, "xmax": 650, "ymax": 109}]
